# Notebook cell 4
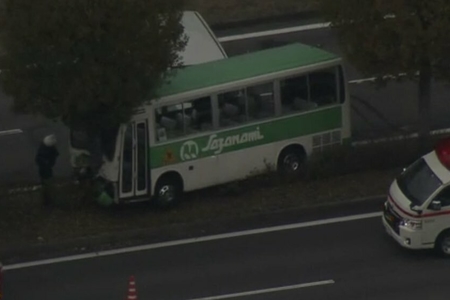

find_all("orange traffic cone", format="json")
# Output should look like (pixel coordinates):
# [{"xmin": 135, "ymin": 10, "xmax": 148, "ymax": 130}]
[{"xmin": 126, "ymin": 276, "xmax": 137, "ymax": 300}]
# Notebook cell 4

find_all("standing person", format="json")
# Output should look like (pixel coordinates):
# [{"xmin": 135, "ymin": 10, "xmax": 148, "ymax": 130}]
[{"xmin": 35, "ymin": 134, "xmax": 59, "ymax": 207}]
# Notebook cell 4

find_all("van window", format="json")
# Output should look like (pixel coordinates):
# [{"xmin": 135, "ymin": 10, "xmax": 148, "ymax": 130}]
[
  {"xmin": 432, "ymin": 186, "xmax": 450, "ymax": 207},
  {"xmin": 397, "ymin": 158, "xmax": 443, "ymax": 206}
]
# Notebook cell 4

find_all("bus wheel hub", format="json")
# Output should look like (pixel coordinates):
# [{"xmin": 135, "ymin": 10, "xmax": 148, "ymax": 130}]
[
  {"xmin": 159, "ymin": 185, "xmax": 175, "ymax": 203},
  {"xmin": 284, "ymin": 154, "xmax": 299, "ymax": 171}
]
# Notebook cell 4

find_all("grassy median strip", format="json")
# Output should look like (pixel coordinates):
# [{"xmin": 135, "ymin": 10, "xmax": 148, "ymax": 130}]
[
  {"xmin": 0, "ymin": 168, "xmax": 396, "ymax": 251},
  {"xmin": 0, "ymin": 136, "xmax": 437, "ymax": 252}
]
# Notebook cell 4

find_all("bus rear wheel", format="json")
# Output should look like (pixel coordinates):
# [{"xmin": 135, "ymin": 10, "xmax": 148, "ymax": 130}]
[
  {"xmin": 154, "ymin": 175, "xmax": 182, "ymax": 209},
  {"xmin": 277, "ymin": 146, "xmax": 306, "ymax": 176}
]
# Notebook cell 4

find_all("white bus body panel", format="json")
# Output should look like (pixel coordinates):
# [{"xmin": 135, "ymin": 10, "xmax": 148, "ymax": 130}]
[{"xmin": 149, "ymin": 131, "xmax": 330, "ymax": 194}]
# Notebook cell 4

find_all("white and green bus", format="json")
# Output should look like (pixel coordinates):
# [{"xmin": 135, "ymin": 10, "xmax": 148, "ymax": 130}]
[{"xmin": 81, "ymin": 42, "xmax": 351, "ymax": 206}]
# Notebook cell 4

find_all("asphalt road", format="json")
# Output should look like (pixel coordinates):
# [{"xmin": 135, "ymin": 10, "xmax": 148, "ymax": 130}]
[
  {"xmin": 4, "ymin": 202, "xmax": 450, "ymax": 300},
  {"xmin": 1, "ymin": 22, "xmax": 450, "ymax": 184}
]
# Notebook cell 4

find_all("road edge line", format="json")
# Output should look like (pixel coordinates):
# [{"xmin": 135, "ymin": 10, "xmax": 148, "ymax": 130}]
[
  {"xmin": 3, "ymin": 211, "xmax": 382, "ymax": 271},
  {"xmin": 188, "ymin": 279, "xmax": 335, "ymax": 300}
]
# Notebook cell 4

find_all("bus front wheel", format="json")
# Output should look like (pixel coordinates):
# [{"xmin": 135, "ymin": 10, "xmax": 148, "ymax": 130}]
[
  {"xmin": 277, "ymin": 146, "xmax": 306, "ymax": 176},
  {"xmin": 154, "ymin": 174, "xmax": 182, "ymax": 209}
]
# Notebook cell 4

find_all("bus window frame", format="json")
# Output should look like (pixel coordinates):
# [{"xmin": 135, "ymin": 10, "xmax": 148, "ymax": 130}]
[
  {"xmin": 150, "ymin": 63, "xmax": 346, "ymax": 145},
  {"xmin": 279, "ymin": 65, "xmax": 340, "ymax": 114},
  {"xmin": 153, "ymin": 93, "xmax": 216, "ymax": 143}
]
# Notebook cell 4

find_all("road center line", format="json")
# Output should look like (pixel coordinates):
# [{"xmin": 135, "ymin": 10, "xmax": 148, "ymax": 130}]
[
  {"xmin": 4, "ymin": 211, "xmax": 382, "ymax": 271},
  {"xmin": 187, "ymin": 279, "xmax": 335, "ymax": 300},
  {"xmin": 0, "ymin": 129, "xmax": 23, "ymax": 136}
]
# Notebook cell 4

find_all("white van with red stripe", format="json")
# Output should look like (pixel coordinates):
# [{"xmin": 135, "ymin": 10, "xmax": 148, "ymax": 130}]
[{"xmin": 383, "ymin": 138, "xmax": 450, "ymax": 256}]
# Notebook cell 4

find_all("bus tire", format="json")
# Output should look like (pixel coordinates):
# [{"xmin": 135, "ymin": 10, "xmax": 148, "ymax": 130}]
[
  {"xmin": 277, "ymin": 145, "xmax": 306, "ymax": 176},
  {"xmin": 435, "ymin": 229, "xmax": 450, "ymax": 257},
  {"xmin": 154, "ymin": 173, "xmax": 183, "ymax": 209}
]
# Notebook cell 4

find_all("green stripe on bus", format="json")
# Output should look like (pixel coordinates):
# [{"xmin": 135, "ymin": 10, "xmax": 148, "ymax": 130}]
[
  {"xmin": 150, "ymin": 106, "xmax": 342, "ymax": 168},
  {"xmin": 157, "ymin": 43, "xmax": 339, "ymax": 98}
]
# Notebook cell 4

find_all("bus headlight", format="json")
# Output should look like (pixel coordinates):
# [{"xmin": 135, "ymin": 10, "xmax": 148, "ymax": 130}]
[{"xmin": 400, "ymin": 219, "xmax": 422, "ymax": 230}]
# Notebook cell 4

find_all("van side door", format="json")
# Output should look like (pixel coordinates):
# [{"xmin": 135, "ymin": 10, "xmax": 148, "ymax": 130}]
[{"xmin": 423, "ymin": 185, "xmax": 450, "ymax": 245}]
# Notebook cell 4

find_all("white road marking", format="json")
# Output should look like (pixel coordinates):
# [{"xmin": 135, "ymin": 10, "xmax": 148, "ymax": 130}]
[
  {"xmin": 218, "ymin": 22, "xmax": 331, "ymax": 42},
  {"xmin": 217, "ymin": 14, "xmax": 396, "ymax": 43},
  {"xmin": 349, "ymin": 72, "xmax": 415, "ymax": 84},
  {"xmin": 352, "ymin": 128, "xmax": 450, "ymax": 147},
  {"xmin": 8, "ymin": 185, "xmax": 41, "ymax": 195},
  {"xmin": 3, "ymin": 211, "xmax": 383, "ymax": 271},
  {"xmin": 348, "ymin": 77, "xmax": 377, "ymax": 84},
  {"xmin": 0, "ymin": 129, "xmax": 23, "ymax": 136},
  {"xmin": 188, "ymin": 280, "xmax": 335, "ymax": 300},
  {"xmin": 217, "ymin": 22, "xmax": 414, "ymax": 86}
]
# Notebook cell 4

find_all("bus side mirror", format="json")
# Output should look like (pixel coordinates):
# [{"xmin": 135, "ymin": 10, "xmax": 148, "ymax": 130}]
[{"xmin": 430, "ymin": 200, "xmax": 442, "ymax": 211}]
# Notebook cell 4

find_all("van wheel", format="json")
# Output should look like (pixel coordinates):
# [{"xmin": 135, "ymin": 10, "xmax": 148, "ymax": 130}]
[
  {"xmin": 154, "ymin": 176, "xmax": 182, "ymax": 209},
  {"xmin": 435, "ymin": 230, "xmax": 450, "ymax": 257},
  {"xmin": 277, "ymin": 146, "xmax": 306, "ymax": 176}
]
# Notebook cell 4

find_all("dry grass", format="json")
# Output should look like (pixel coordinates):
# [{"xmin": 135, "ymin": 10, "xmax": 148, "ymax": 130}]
[
  {"xmin": 0, "ymin": 168, "xmax": 396, "ymax": 251},
  {"xmin": 0, "ymin": 136, "xmax": 440, "ymax": 252},
  {"xmin": 184, "ymin": 0, "xmax": 319, "ymax": 26}
]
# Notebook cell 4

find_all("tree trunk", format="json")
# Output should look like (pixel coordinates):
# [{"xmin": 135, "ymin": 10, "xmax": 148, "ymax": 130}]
[
  {"xmin": 417, "ymin": 56, "xmax": 432, "ymax": 151},
  {"xmin": 87, "ymin": 129, "xmax": 103, "ymax": 176}
]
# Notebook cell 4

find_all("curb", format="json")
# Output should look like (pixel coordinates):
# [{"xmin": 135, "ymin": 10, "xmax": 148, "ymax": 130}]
[{"xmin": 0, "ymin": 194, "xmax": 385, "ymax": 266}]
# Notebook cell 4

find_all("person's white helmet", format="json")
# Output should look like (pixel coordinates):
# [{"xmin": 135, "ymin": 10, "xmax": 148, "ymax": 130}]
[{"xmin": 43, "ymin": 134, "xmax": 57, "ymax": 146}]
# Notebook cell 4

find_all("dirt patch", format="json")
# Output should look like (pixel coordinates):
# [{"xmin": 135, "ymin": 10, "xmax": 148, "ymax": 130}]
[{"xmin": 184, "ymin": 0, "xmax": 319, "ymax": 26}]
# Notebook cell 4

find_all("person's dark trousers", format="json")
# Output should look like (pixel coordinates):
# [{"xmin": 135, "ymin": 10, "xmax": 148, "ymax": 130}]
[
  {"xmin": 40, "ymin": 178, "xmax": 54, "ymax": 207},
  {"xmin": 39, "ymin": 165, "xmax": 54, "ymax": 207}
]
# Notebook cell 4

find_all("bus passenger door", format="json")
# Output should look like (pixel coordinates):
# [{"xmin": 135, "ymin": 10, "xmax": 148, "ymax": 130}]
[{"xmin": 119, "ymin": 121, "xmax": 149, "ymax": 200}]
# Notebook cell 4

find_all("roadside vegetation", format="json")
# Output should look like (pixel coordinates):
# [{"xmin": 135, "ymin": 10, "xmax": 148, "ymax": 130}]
[
  {"xmin": 0, "ymin": 0, "xmax": 187, "ymax": 176},
  {"xmin": 0, "ymin": 136, "xmax": 442, "ymax": 254}
]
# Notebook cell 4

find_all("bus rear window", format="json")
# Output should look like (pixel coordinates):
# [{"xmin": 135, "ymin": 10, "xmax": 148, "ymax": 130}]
[{"xmin": 396, "ymin": 158, "xmax": 442, "ymax": 206}]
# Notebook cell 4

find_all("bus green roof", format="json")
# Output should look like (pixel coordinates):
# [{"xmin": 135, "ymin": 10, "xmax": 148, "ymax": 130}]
[{"xmin": 157, "ymin": 43, "xmax": 339, "ymax": 98}]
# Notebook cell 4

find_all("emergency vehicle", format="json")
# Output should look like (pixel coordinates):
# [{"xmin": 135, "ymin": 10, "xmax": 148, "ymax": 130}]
[{"xmin": 383, "ymin": 137, "xmax": 450, "ymax": 256}]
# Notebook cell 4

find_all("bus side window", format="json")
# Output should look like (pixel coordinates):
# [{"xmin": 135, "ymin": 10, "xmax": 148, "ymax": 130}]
[
  {"xmin": 184, "ymin": 96, "xmax": 213, "ymax": 134},
  {"xmin": 280, "ymin": 75, "xmax": 312, "ymax": 115},
  {"xmin": 247, "ymin": 82, "xmax": 275, "ymax": 121},
  {"xmin": 155, "ymin": 105, "xmax": 183, "ymax": 141},
  {"xmin": 155, "ymin": 97, "xmax": 213, "ymax": 142},
  {"xmin": 309, "ymin": 68, "xmax": 338, "ymax": 107},
  {"xmin": 218, "ymin": 89, "xmax": 247, "ymax": 128}
]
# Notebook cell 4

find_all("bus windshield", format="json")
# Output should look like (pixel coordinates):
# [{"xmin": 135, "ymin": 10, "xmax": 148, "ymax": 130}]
[
  {"xmin": 397, "ymin": 158, "xmax": 443, "ymax": 206},
  {"xmin": 70, "ymin": 127, "xmax": 119, "ymax": 161}
]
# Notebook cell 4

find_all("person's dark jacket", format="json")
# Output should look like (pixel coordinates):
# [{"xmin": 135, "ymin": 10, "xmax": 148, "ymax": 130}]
[{"xmin": 35, "ymin": 142, "xmax": 59, "ymax": 179}]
